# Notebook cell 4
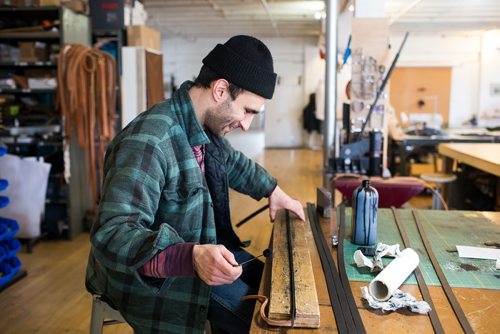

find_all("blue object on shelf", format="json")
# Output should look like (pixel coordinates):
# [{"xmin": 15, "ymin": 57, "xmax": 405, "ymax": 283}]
[
  {"xmin": 0, "ymin": 217, "xmax": 19, "ymax": 241},
  {"xmin": 0, "ymin": 256, "xmax": 22, "ymax": 287},
  {"xmin": 2, "ymin": 238, "xmax": 21, "ymax": 258},
  {"xmin": 0, "ymin": 245, "xmax": 6, "ymax": 263},
  {"xmin": 0, "ymin": 196, "xmax": 9, "ymax": 209},
  {"xmin": 0, "ymin": 179, "xmax": 7, "ymax": 191},
  {"xmin": 0, "ymin": 146, "xmax": 6, "ymax": 156}
]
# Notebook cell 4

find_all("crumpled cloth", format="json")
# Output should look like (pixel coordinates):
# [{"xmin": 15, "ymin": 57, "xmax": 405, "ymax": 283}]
[
  {"xmin": 353, "ymin": 243, "xmax": 402, "ymax": 272},
  {"xmin": 361, "ymin": 286, "xmax": 431, "ymax": 314}
]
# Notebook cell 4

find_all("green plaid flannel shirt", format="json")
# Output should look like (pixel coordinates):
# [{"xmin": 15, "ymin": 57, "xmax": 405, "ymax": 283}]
[{"xmin": 85, "ymin": 81, "xmax": 276, "ymax": 333}]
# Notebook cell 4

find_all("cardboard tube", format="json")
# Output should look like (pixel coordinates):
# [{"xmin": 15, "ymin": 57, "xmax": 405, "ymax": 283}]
[{"xmin": 369, "ymin": 248, "xmax": 419, "ymax": 301}]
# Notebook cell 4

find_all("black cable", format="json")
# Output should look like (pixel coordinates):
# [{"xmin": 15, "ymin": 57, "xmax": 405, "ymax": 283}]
[{"xmin": 235, "ymin": 204, "xmax": 269, "ymax": 227}]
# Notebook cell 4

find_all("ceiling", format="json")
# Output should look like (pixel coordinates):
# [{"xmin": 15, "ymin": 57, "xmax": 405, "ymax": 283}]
[{"xmin": 144, "ymin": 0, "xmax": 500, "ymax": 40}]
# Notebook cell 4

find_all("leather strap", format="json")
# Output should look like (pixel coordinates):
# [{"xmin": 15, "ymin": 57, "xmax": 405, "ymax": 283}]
[
  {"xmin": 241, "ymin": 295, "xmax": 293, "ymax": 327},
  {"xmin": 285, "ymin": 210, "xmax": 297, "ymax": 326},
  {"xmin": 391, "ymin": 207, "xmax": 444, "ymax": 334},
  {"xmin": 338, "ymin": 204, "xmax": 366, "ymax": 334},
  {"xmin": 57, "ymin": 44, "xmax": 117, "ymax": 209},
  {"xmin": 411, "ymin": 210, "xmax": 474, "ymax": 334},
  {"xmin": 307, "ymin": 203, "xmax": 359, "ymax": 333}
]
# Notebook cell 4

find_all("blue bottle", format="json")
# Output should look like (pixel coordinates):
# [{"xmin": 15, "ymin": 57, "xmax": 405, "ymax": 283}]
[{"xmin": 351, "ymin": 179, "xmax": 378, "ymax": 245}]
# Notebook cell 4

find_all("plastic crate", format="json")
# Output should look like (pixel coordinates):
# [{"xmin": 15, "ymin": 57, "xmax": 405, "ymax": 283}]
[
  {"xmin": 1, "ymin": 238, "xmax": 21, "ymax": 258},
  {"xmin": 0, "ymin": 196, "xmax": 9, "ymax": 209},
  {"xmin": 0, "ymin": 217, "xmax": 19, "ymax": 242},
  {"xmin": 0, "ymin": 256, "xmax": 22, "ymax": 287},
  {"xmin": 0, "ymin": 245, "xmax": 6, "ymax": 263},
  {"xmin": 0, "ymin": 179, "xmax": 7, "ymax": 191}
]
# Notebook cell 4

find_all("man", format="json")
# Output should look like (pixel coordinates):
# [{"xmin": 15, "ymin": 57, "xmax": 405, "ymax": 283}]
[{"xmin": 86, "ymin": 35, "xmax": 305, "ymax": 333}]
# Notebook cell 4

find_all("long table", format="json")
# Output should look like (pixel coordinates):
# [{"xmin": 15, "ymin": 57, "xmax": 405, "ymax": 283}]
[
  {"xmin": 250, "ymin": 208, "xmax": 500, "ymax": 333},
  {"xmin": 389, "ymin": 130, "xmax": 500, "ymax": 176},
  {"xmin": 439, "ymin": 143, "xmax": 500, "ymax": 210}
]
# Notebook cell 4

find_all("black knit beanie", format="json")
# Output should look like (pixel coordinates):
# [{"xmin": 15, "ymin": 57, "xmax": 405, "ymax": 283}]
[{"xmin": 202, "ymin": 35, "xmax": 277, "ymax": 99}]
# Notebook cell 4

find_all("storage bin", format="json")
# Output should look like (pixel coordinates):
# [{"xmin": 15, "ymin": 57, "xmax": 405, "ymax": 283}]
[
  {"xmin": 0, "ymin": 179, "xmax": 8, "ymax": 191},
  {"xmin": 0, "ymin": 196, "xmax": 9, "ymax": 209},
  {"xmin": 0, "ymin": 217, "xmax": 19, "ymax": 241},
  {"xmin": 0, "ymin": 256, "xmax": 22, "ymax": 287},
  {"xmin": 1, "ymin": 237, "xmax": 21, "ymax": 258}
]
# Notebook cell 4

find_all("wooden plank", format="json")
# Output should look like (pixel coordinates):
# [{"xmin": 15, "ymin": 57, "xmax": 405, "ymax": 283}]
[{"xmin": 269, "ymin": 209, "xmax": 320, "ymax": 328}]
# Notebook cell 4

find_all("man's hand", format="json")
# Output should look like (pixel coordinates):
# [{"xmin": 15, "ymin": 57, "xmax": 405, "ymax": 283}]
[
  {"xmin": 268, "ymin": 185, "xmax": 305, "ymax": 222},
  {"xmin": 192, "ymin": 244, "xmax": 242, "ymax": 285}
]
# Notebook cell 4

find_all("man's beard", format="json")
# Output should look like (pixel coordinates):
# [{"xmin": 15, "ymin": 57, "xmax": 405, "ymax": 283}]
[{"xmin": 204, "ymin": 98, "xmax": 234, "ymax": 137}]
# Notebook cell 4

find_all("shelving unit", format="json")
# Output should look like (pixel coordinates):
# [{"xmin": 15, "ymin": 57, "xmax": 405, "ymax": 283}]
[
  {"xmin": 0, "ymin": 145, "xmax": 27, "ymax": 291},
  {"xmin": 0, "ymin": 5, "xmax": 92, "ymax": 245},
  {"xmin": 0, "ymin": 6, "xmax": 62, "ymax": 245}
]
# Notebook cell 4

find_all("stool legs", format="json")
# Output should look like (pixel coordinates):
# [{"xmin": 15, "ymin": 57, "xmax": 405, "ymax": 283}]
[
  {"xmin": 90, "ymin": 296, "xmax": 106, "ymax": 334},
  {"xmin": 90, "ymin": 295, "xmax": 126, "ymax": 334},
  {"xmin": 432, "ymin": 182, "xmax": 443, "ymax": 210}
]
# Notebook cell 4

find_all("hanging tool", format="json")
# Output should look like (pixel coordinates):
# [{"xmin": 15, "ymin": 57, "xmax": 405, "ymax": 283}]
[
  {"xmin": 356, "ymin": 32, "xmax": 410, "ymax": 140},
  {"xmin": 341, "ymin": 34, "xmax": 352, "ymax": 69}
]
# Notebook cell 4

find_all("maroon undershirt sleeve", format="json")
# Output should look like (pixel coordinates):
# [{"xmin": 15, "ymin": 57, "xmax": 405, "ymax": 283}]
[{"xmin": 139, "ymin": 242, "xmax": 196, "ymax": 278}]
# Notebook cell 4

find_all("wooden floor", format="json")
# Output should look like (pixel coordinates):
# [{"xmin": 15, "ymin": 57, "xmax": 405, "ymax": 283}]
[{"xmin": 0, "ymin": 148, "xmax": 430, "ymax": 333}]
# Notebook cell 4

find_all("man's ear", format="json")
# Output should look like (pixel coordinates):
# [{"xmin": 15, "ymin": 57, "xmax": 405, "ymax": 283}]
[{"xmin": 211, "ymin": 79, "xmax": 229, "ymax": 102}]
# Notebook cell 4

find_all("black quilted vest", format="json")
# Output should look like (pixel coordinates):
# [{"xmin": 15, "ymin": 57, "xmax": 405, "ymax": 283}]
[{"xmin": 204, "ymin": 131, "xmax": 250, "ymax": 247}]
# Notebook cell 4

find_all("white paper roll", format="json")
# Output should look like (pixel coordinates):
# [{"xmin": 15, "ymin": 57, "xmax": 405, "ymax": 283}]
[{"xmin": 368, "ymin": 248, "xmax": 419, "ymax": 301}]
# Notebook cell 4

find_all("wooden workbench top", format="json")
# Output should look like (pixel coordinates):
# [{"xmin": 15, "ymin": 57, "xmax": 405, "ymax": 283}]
[
  {"xmin": 438, "ymin": 143, "xmax": 500, "ymax": 177},
  {"xmin": 249, "ymin": 209, "xmax": 500, "ymax": 333}
]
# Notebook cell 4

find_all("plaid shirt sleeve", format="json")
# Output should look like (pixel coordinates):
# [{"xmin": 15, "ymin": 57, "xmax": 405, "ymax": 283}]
[
  {"xmin": 221, "ymin": 137, "xmax": 277, "ymax": 199},
  {"xmin": 90, "ymin": 114, "xmax": 186, "ymax": 274}
]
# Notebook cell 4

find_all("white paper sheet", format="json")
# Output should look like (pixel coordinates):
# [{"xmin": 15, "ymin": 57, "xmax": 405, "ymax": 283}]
[{"xmin": 456, "ymin": 245, "xmax": 500, "ymax": 260}]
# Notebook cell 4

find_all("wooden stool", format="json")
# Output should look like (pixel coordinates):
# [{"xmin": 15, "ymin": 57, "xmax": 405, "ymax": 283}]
[
  {"xmin": 90, "ymin": 295, "xmax": 125, "ymax": 334},
  {"xmin": 90, "ymin": 294, "xmax": 213, "ymax": 333},
  {"xmin": 420, "ymin": 173, "xmax": 456, "ymax": 209}
]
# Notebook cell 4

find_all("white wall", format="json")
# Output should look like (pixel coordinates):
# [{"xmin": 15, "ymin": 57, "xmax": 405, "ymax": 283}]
[
  {"xmin": 159, "ymin": 29, "xmax": 499, "ymax": 148},
  {"xmin": 478, "ymin": 30, "xmax": 500, "ymax": 120},
  {"xmin": 389, "ymin": 31, "xmax": 500, "ymax": 128}
]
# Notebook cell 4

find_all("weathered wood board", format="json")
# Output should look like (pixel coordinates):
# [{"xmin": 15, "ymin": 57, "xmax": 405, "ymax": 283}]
[{"xmin": 269, "ymin": 209, "xmax": 320, "ymax": 328}]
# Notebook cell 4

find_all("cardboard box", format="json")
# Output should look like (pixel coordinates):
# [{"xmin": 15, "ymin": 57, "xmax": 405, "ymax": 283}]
[
  {"xmin": 33, "ymin": 0, "xmax": 60, "ymax": 6},
  {"xmin": 18, "ymin": 41, "xmax": 49, "ymax": 62},
  {"xmin": 62, "ymin": 0, "xmax": 86, "ymax": 14},
  {"xmin": 0, "ymin": 0, "xmax": 33, "ymax": 7},
  {"xmin": 127, "ymin": 25, "xmax": 161, "ymax": 52}
]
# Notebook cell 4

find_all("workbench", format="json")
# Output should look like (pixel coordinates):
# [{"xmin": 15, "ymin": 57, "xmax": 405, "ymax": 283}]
[
  {"xmin": 250, "ymin": 208, "xmax": 500, "ymax": 333},
  {"xmin": 389, "ymin": 130, "xmax": 499, "ymax": 176},
  {"xmin": 438, "ymin": 143, "xmax": 500, "ymax": 210}
]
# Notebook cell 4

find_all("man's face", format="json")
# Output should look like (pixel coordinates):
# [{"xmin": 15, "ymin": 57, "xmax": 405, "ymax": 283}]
[{"xmin": 204, "ymin": 89, "xmax": 265, "ymax": 137}]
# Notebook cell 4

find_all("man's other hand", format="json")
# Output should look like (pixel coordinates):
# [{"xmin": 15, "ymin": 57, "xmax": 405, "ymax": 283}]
[
  {"xmin": 193, "ymin": 244, "xmax": 242, "ymax": 285},
  {"xmin": 268, "ymin": 185, "xmax": 305, "ymax": 222}
]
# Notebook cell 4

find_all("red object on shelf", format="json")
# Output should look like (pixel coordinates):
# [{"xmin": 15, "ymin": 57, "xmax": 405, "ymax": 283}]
[{"xmin": 333, "ymin": 175, "xmax": 425, "ymax": 208}]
